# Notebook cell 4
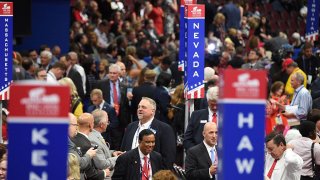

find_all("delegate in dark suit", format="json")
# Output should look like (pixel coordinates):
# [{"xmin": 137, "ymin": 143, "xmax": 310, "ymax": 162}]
[
  {"xmin": 112, "ymin": 148, "xmax": 163, "ymax": 180},
  {"xmin": 184, "ymin": 109, "xmax": 209, "ymax": 150},
  {"xmin": 94, "ymin": 78, "xmax": 130, "ymax": 127},
  {"xmin": 72, "ymin": 133, "xmax": 105, "ymax": 180},
  {"xmin": 185, "ymin": 142, "xmax": 215, "ymax": 180},
  {"xmin": 120, "ymin": 119, "xmax": 176, "ymax": 169},
  {"xmin": 68, "ymin": 67, "xmax": 85, "ymax": 100}
]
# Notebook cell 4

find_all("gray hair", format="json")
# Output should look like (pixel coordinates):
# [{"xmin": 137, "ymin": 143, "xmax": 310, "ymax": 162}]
[
  {"xmin": 206, "ymin": 86, "xmax": 219, "ymax": 101},
  {"xmin": 141, "ymin": 97, "xmax": 157, "ymax": 110},
  {"xmin": 109, "ymin": 63, "xmax": 121, "ymax": 73},
  {"xmin": 68, "ymin": 51, "xmax": 78, "ymax": 63},
  {"xmin": 92, "ymin": 109, "xmax": 107, "ymax": 128},
  {"xmin": 40, "ymin": 50, "xmax": 52, "ymax": 59},
  {"xmin": 292, "ymin": 72, "xmax": 304, "ymax": 85}
]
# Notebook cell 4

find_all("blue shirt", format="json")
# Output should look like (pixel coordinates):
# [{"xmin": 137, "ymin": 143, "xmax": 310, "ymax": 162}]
[{"xmin": 290, "ymin": 85, "xmax": 312, "ymax": 120}]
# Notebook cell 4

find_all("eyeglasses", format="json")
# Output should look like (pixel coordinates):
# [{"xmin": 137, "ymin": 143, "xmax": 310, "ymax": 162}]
[{"xmin": 70, "ymin": 123, "xmax": 79, "ymax": 127}]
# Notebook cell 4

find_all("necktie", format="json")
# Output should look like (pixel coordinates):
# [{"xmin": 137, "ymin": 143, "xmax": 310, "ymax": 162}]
[
  {"xmin": 267, "ymin": 159, "xmax": 277, "ymax": 178},
  {"xmin": 210, "ymin": 148, "xmax": 215, "ymax": 164},
  {"xmin": 212, "ymin": 113, "xmax": 217, "ymax": 124},
  {"xmin": 112, "ymin": 82, "xmax": 119, "ymax": 115},
  {"xmin": 142, "ymin": 156, "xmax": 149, "ymax": 180}
]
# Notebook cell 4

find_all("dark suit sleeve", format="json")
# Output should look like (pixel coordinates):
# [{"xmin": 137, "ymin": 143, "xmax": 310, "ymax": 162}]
[
  {"xmin": 69, "ymin": 70, "xmax": 85, "ymax": 100},
  {"xmin": 159, "ymin": 123, "xmax": 176, "ymax": 169},
  {"xmin": 183, "ymin": 112, "xmax": 197, "ymax": 150},
  {"xmin": 112, "ymin": 155, "xmax": 126, "ymax": 180},
  {"xmin": 120, "ymin": 123, "xmax": 133, "ymax": 151},
  {"xmin": 83, "ymin": 165, "xmax": 105, "ymax": 180},
  {"xmin": 185, "ymin": 148, "xmax": 211, "ymax": 180}
]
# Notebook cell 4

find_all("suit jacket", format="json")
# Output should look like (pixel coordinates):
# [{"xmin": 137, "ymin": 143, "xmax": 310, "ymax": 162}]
[
  {"xmin": 112, "ymin": 148, "xmax": 163, "ymax": 180},
  {"xmin": 185, "ymin": 142, "xmax": 215, "ymax": 180},
  {"xmin": 184, "ymin": 109, "xmax": 209, "ymax": 150},
  {"xmin": 68, "ymin": 67, "xmax": 85, "ymax": 100},
  {"xmin": 89, "ymin": 129, "xmax": 117, "ymax": 170},
  {"xmin": 71, "ymin": 134, "xmax": 105, "ymax": 180},
  {"xmin": 264, "ymin": 149, "xmax": 303, "ymax": 180},
  {"xmin": 120, "ymin": 119, "xmax": 176, "ymax": 169},
  {"xmin": 241, "ymin": 61, "xmax": 265, "ymax": 70},
  {"xmin": 95, "ymin": 79, "xmax": 130, "ymax": 127},
  {"xmin": 154, "ymin": 86, "xmax": 171, "ymax": 124}
]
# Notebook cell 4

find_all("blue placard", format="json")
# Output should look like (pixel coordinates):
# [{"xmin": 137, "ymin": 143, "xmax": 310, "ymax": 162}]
[
  {"xmin": 0, "ymin": 2, "xmax": 13, "ymax": 100},
  {"xmin": 217, "ymin": 103, "xmax": 265, "ymax": 180},
  {"xmin": 306, "ymin": 0, "xmax": 319, "ymax": 41},
  {"xmin": 7, "ymin": 123, "xmax": 69, "ymax": 179},
  {"xmin": 184, "ymin": 5, "xmax": 205, "ymax": 99}
]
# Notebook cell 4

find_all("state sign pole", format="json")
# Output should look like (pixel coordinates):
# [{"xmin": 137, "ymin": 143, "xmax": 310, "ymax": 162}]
[
  {"xmin": 184, "ymin": 3, "xmax": 205, "ymax": 166},
  {"xmin": 0, "ymin": 2, "xmax": 14, "ymax": 143}
]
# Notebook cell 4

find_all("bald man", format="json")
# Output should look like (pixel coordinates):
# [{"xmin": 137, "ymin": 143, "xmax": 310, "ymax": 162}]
[
  {"xmin": 71, "ymin": 113, "xmax": 110, "ymax": 179},
  {"xmin": 185, "ymin": 122, "xmax": 218, "ymax": 180}
]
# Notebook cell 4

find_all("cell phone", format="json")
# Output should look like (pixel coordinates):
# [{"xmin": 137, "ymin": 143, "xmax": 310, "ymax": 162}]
[{"xmin": 93, "ymin": 145, "xmax": 98, "ymax": 150}]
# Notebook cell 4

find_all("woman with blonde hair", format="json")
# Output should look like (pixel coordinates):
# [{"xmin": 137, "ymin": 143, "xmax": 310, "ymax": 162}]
[
  {"xmin": 67, "ymin": 153, "xmax": 80, "ymax": 180},
  {"xmin": 98, "ymin": 59, "xmax": 109, "ymax": 80},
  {"xmin": 59, "ymin": 77, "xmax": 83, "ymax": 118}
]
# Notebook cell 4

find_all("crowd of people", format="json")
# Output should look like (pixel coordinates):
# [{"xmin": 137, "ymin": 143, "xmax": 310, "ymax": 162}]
[{"xmin": 2, "ymin": 0, "xmax": 320, "ymax": 179}]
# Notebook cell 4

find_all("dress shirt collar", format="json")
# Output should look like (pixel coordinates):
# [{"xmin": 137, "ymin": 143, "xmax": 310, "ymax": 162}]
[
  {"xmin": 203, "ymin": 140, "xmax": 215, "ymax": 151},
  {"xmin": 139, "ymin": 118, "xmax": 153, "ymax": 129},
  {"xmin": 97, "ymin": 100, "xmax": 105, "ymax": 110},
  {"xmin": 78, "ymin": 131, "xmax": 89, "ymax": 139},
  {"xmin": 138, "ymin": 147, "xmax": 150, "ymax": 159},
  {"xmin": 294, "ymin": 85, "xmax": 304, "ymax": 92}
]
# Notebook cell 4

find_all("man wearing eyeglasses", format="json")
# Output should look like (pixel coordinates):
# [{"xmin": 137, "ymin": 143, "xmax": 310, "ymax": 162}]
[{"xmin": 89, "ymin": 109, "xmax": 124, "ymax": 179}]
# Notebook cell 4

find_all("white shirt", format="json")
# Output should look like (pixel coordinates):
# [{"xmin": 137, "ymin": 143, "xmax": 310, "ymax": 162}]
[
  {"xmin": 46, "ymin": 71, "xmax": 58, "ymax": 83},
  {"xmin": 74, "ymin": 64, "xmax": 86, "ymax": 94},
  {"xmin": 97, "ymin": 100, "xmax": 105, "ymax": 110},
  {"xmin": 264, "ymin": 148, "xmax": 303, "ymax": 180},
  {"xmin": 131, "ymin": 119, "xmax": 153, "ymax": 149},
  {"xmin": 138, "ymin": 147, "xmax": 152, "ymax": 180}
]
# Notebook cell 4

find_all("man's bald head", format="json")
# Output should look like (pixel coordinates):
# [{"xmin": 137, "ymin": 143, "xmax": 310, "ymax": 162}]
[
  {"xmin": 78, "ymin": 113, "xmax": 94, "ymax": 133},
  {"xmin": 203, "ymin": 122, "xmax": 218, "ymax": 147}
]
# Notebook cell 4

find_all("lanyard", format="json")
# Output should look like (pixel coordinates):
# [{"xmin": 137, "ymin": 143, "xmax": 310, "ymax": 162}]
[
  {"xmin": 291, "ymin": 87, "xmax": 303, "ymax": 105},
  {"xmin": 134, "ymin": 125, "xmax": 152, "ymax": 148}
]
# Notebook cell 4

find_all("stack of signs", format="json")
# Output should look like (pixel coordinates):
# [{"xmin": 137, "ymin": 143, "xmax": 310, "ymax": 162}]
[{"xmin": 218, "ymin": 69, "xmax": 267, "ymax": 179}]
